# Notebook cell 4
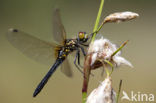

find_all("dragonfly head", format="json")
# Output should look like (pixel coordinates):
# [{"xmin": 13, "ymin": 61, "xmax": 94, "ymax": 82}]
[{"xmin": 78, "ymin": 32, "xmax": 88, "ymax": 43}]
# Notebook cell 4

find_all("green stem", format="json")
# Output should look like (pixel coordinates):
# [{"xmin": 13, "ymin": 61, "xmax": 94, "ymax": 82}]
[
  {"xmin": 91, "ymin": 0, "xmax": 105, "ymax": 43},
  {"xmin": 82, "ymin": 92, "xmax": 87, "ymax": 103},
  {"xmin": 116, "ymin": 80, "xmax": 122, "ymax": 103},
  {"xmin": 82, "ymin": 1, "xmax": 105, "ymax": 103},
  {"xmin": 94, "ymin": 19, "xmax": 106, "ymax": 34},
  {"xmin": 104, "ymin": 59, "xmax": 114, "ymax": 76}
]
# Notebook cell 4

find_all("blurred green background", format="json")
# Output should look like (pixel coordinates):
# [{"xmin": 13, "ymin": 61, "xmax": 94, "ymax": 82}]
[{"xmin": 0, "ymin": 0, "xmax": 156, "ymax": 103}]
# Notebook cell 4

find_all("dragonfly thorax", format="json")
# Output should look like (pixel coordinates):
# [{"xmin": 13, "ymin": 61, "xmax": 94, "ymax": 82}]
[
  {"xmin": 58, "ymin": 39, "xmax": 78, "ymax": 59},
  {"xmin": 65, "ymin": 39, "xmax": 77, "ymax": 46}
]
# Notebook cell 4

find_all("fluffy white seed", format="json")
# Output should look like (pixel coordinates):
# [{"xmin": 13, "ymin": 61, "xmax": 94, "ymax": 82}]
[
  {"xmin": 88, "ymin": 37, "xmax": 133, "ymax": 68},
  {"xmin": 86, "ymin": 76, "xmax": 116, "ymax": 103}
]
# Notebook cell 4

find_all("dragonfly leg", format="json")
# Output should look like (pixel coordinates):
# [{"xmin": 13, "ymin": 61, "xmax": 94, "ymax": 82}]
[
  {"xmin": 79, "ymin": 43, "xmax": 89, "ymax": 47},
  {"xmin": 77, "ymin": 49, "xmax": 84, "ymax": 68},
  {"xmin": 77, "ymin": 49, "xmax": 80, "ymax": 65},
  {"xmin": 77, "ymin": 46, "xmax": 95, "ymax": 77},
  {"xmin": 74, "ymin": 49, "xmax": 84, "ymax": 74},
  {"xmin": 75, "ymin": 48, "xmax": 95, "ymax": 77},
  {"xmin": 79, "ymin": 45, "xmax": 86, "ymax": 56}
]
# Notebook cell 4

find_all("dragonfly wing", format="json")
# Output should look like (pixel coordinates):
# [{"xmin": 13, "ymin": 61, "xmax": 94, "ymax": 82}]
[
  {"xmin": 6, "ymin": 28, "xmax": 56, "ymax": 66},
  {"xmin": 60, "ymin": 57, "xmax": 73, "ymax": 77},
  {"xmin": 53, "ymin": 8, "xmax": 66, "ymax": 44}
]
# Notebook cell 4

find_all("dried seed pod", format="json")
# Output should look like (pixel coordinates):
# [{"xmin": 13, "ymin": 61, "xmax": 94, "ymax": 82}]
[{"xmin": 104, "ymin": 11, "xmax": 139, "ymax": 23}]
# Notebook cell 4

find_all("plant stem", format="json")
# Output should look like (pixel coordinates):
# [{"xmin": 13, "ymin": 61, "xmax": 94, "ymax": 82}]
[
  {"xmin": 116, "ymin": 80, "xmax": 122, "ymax": 103},
  {"xmin": 82, "ymin": 92, "xmax": 87, "ymax": 103},
  {"xmin": 104, "ymin": 59, "xmax": 114, "ymax": 76},
  {"xmin": 82, "ymin": 0, "xmax": 105, "ymax": 103},
  {"xmin": 91, "ymin": 0, "xmax": 105, "ymax": 43}
]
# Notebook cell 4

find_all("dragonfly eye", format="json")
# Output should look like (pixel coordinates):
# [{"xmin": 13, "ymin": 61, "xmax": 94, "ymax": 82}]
[
  {"xmin": 78, "ymin": 32, "xmax": 85, "ymax": 39},
  {"xmin": 78, "ymin": 32, "xmax": 88, "ymax": 42}
]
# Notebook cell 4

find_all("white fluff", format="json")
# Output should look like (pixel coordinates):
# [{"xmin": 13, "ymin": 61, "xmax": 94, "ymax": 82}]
[
  {"xmin": 86, "ymin": 77, "xmax": 116, "ymax": 103},
  {"xmin": 113, "ymin": 56, "xmax": 133, "ymax": 68},
  {"xmin": 88, "ymin": 37, "xmax": 133, "ymax": 68}
]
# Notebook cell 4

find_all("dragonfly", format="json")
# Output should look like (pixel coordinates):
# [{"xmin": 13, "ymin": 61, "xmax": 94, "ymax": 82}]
[{"xmin": 6, "ymin": 9, "xmax": 92, "ymax": 97}]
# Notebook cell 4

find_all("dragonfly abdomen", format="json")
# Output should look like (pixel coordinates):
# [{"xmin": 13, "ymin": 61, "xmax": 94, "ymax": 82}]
[{"xmin": 33, "ymin": 58, "xmax": 65, "ymax": 97}]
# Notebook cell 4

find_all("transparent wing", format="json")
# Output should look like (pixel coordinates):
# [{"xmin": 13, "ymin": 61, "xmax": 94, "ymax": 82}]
[
  {"xmin": 53, "ymin": 8, "xmax": 66, "ymax": 44},
  {"xmin": 60, "ymin": 57, "xmax": 73, "ymax": 77},
  {"xmin": 6, "ymin": 28, "xmax": 56, "ymax": 66}
]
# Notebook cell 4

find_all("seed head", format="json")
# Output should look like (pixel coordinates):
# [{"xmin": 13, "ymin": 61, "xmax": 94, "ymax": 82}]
[
  {"xmin": 88, "ymin": 37, "xmax": 133, "ymax": 69},
  {"xmin": 104, "ymin": 11, "xmax": 139, "ymax": 23},
  {"xmin": 87, "ymin": 76, "xmax": 116, "ymax": 103}
]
